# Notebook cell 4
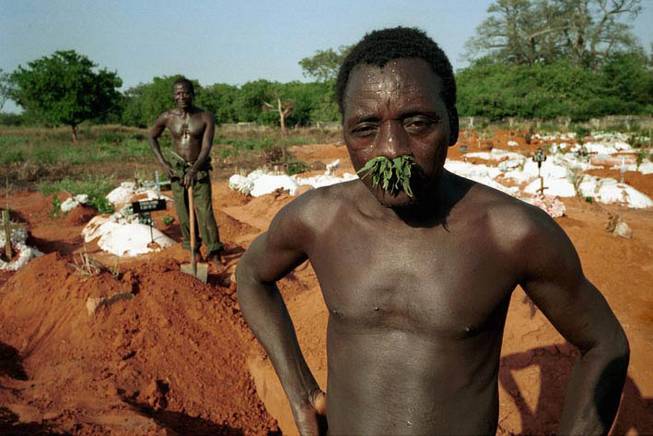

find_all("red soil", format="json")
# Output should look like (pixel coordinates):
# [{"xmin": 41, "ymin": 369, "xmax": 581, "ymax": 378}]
[
  {"xmin": 586, "ymin": 168, "xmax": 653, "ymax": 197},
  {"xmin": 2, "ymin": 138, "xmax": 652, "ymax": 435},
  {"xmin": 0, "ymin": 252, "xmax": 277, "ymax": 435},
  {"xmin": 65, "ymin": 205, "xmax": 97, "ymax": 226},
  {"xmin": 1, "ymin": 189, "xmax": 278, "ymax": 435}
]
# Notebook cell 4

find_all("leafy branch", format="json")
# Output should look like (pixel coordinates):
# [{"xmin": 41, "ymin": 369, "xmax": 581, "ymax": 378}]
[{"xmin": 357, "ymin": 155, "xmax": 416, "ymax": 198}]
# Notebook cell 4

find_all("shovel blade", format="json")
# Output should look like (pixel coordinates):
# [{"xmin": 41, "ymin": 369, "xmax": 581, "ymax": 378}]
[{"xmin": 181, "ymin": 262, "xmax": 209, "ymax": 283}]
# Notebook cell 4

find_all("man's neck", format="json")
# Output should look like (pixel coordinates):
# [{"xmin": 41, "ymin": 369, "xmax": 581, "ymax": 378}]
[
  {"xmin": 391, "ymin": 171, "xmax": 463, "ymax": 228},
  {"xmin": 177, "ymin": 106, "xmax": 195, "ymax": 116},
  {"xmin": 357, "ymin": 171, "xmax": 457, "ymax": 228}
]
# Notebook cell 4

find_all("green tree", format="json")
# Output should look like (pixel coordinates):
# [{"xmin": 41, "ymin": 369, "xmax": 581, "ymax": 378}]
[
  {"xmin": 10, "ymin": 50, "xmax": 122, "ymax": 142},
  {"xmin": 235, "ymin": 80, "xmax": 277, "ymax": 124},
  {"xmin": 309, "ymin": 89, "xmax": 340, "ymax": 123},
  {"xmin": 279, "ymin": 81, "xmax": 339, "ymax": 125},
  {"xmin": 299, "ymin": 46, "xmax": 350, "ymax": 82},
  {"xmin": 196, "ymin": 83, "xmax": 239, "ymax": 123},
  {"xmin": 465, "ymin": 0, "xmax": 553, "ymax": 65},
  {"xmin": 599, "ymin": 50, "xmax": 653, "ymax": 113},
  {"xmin": 553, "ymin": 0, "xmax": 642, "ymax": 67},
  {"xmin": 120, "ymin": 83, "xmax": 148, "ymax": 127},
  {"xmin": 268, "ymin": 81, "xmax": 318, "ymax": 130},
  {"xmin": 457, "ymin": 58, "xmax": 607, "ymax": 120},
  {"xmin": 298, "ymin": 46, "xmax": 349, "ymax": 122},
  {"xmin": 466, "ymin": 0, "xmax": 642, "ymax": 68}
]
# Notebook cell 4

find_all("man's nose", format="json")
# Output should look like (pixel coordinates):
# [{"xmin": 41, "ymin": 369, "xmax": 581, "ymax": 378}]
[{"xmin": 375, "ymin": 120, "xmax": 410, "ymax": 159}]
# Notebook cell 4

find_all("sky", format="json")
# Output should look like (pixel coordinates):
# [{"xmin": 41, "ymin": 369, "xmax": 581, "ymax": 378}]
[{"xmin": 2, "ymin": 0, "xmax": 653, "ymax": 113}]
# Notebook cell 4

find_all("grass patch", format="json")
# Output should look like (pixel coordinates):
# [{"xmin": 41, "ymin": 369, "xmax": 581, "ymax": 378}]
[
  {"xmin": 0, "ymin": 125, "xmax": 154, "ymax": 168},
  {"xmin": 50, "ymin": 196, "xmax": 62, "ymax": 218},
  {"xmin": 1, "ymin": 125, "xmax": 337, "ymax": 176},
  {"xmin": 34, "ymin": 138, "xmax": 152, "ymax": 165},
  {"xmin": 0, "ymin": 149, "xmax": 25, "ymax": 165},
  {"xmin": 0, "ymin": 125, "xmax": 194, "ymax": 186},
  {"xmin": 38, "ymin": 176, "xmax": 116, "ymax": 214},
  {"xmin": 286, "ymin": 159, "xmax": 310, "ymax": 175}
]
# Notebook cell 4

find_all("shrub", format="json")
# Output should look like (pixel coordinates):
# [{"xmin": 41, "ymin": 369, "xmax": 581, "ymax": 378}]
[{"xmin": 286, "ymin": 160, "xmax": 310, "ymax": 175}]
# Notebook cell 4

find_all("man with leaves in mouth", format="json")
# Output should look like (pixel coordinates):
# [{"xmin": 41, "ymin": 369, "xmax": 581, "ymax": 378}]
[{"xmin": 237, "ymin": 27, "xmax": 629, "ymax": 435}]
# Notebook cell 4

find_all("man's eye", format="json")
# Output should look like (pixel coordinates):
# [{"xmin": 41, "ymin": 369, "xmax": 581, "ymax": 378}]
[
  {"xmin": 403, "ymin": 117, "xmax": 435, "ymax": 132},
  {"xmin": 351, "ymin": 123, "xmax": 378, "ymax": 137}
]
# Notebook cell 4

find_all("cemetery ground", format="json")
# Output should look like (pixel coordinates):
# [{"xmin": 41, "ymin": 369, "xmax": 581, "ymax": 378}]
[{"xmin": 0, "ymin": 124, "xmax": 652, "ymax": 435}]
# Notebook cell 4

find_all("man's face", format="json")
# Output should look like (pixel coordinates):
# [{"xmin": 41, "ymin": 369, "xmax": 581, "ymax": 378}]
[
  {"xmin": 343, "ymin": 58, "xmax": 453, "ymax": 208},
  {"xmin": 173, "ymin": 83, "xmax": 193, "ymax": 110}
]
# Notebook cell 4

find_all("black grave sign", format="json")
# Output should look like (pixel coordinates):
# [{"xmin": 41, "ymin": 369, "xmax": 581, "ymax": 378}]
[{"xmin": 130, "ymin": 199, "xmax": 166, "ymax": 213}]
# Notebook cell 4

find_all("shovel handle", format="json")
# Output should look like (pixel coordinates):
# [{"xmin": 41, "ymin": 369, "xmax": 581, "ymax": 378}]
[{"xmin": 188, "ymin": 185, "xmax": 196, "ymax": 274}]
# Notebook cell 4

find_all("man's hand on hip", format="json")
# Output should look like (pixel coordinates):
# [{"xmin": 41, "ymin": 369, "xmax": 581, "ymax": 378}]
[{"xmin": 292, "ymin": 389, "xmax": 327, "ymax": 436}]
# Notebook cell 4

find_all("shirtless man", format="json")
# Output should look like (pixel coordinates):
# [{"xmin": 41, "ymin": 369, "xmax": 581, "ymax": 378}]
[
  {"xmin": 149, "ymin": 77, "xmax": 223, "ymax": 263},
  {"xmin": 237, "ymin": 28, "xmax": 629, "ymax": 435}
]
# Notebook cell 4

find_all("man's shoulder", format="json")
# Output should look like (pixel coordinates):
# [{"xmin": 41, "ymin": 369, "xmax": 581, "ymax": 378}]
[
  {"xmin": 265, "ymin": 180, "xmax": 359, "ymax": 247},
  {"xmin": 291, "ymin": 179, "xmax": 358, "ymax": 212},
  {"xmin": 150, "ymin": 110, "xmax": 176, "ymax": 128},
  {"xmin": 191, "ymin": 107, "xmax": 214, "ymax": 120},
  {"xmin": 462, "ymin": 179, "xmax": 581, "ymax": 282},
  {"xmin": 276, "ymin": 180, "xmax": 359, "ymax": 228},
  {"xmin": 159, "ymin": 109, "xmax": 178, "ymax": 122},
  {"xmin": 461, "ymin": 177, "xmax": 560, "ymax": 250}
]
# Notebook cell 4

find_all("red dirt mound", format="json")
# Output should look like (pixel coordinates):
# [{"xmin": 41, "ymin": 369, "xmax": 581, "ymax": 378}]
[
  {"xmin": 0, "ymin": 252, "xmax": 278, "ymax": 435},
  {"xmin": 586, "ymin": 168, "xmax": 653, "ymax": 197},
  {"xmin": 65, "ymin": 205, "xmax": 97, "ymax": 226}
]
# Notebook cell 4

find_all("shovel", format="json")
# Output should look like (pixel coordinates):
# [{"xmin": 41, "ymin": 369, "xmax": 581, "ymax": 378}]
[{"xmin": 180, "ymin": 185, "xmax": 208, "ymax": 282}]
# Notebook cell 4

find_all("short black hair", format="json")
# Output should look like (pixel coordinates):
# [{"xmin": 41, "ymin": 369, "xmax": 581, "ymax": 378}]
[
  {"xmin": 336, "ymin": 27, "xmax": 456, "ymax": 116},
  {"xmin": 172, "ymin": 76, "xmax": 195, "ymax": 96}
]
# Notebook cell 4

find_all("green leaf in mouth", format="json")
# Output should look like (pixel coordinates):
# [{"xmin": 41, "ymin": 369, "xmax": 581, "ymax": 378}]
[{"xmin": 356, "ymin": 155, "xmax": 416, "ymax": 198}]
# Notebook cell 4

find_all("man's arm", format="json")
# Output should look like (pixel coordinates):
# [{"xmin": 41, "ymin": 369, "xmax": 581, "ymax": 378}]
[
  {"xmin": 184, "ymin": 112, "xmax": 215, "ymax": 186},
  {"xmin": 518, "ymin": 208, "xmax": 629, "ymax": 435},
  {"xmin": 148, "ymin": 113, "xmax": 175, "ymax": 178},
  {"xmin": 236, "ymin": 195, "xmax": 326, "ymax": 435}
]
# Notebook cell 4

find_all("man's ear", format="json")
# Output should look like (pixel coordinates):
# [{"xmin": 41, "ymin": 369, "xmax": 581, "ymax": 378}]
[{"xmin": 448, "ymin": 106, "xmax": 459, "ymax": 147}]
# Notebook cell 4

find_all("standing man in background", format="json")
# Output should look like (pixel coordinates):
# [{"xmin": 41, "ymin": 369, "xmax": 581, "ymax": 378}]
[{"xmin": 149, "ymin": 77, "xmax": 224, "ymax": 266}]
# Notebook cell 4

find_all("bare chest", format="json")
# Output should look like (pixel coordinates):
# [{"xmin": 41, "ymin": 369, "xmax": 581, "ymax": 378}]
[
  {"xmin": 168, "ymin": 114, "xmax": 205, "ymax": 140},
  {"xmin": 310, "ymin": 216, "xmax": 516, "ymax": 337}
]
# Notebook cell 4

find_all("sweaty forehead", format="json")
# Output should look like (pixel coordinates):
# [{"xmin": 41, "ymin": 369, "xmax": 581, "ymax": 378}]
[
  {"xmin": 343, "ymin": 58, "xmax": 443, "ymax": 114},
  {"xmin": 174, "ymin": 83, "xmax": 192, "ymax": 92}
]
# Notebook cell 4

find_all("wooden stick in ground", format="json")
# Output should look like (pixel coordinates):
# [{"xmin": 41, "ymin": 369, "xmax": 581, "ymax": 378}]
[{"xmin": 188, "ymin": 185, "xmax": 196, "ymax": 276}]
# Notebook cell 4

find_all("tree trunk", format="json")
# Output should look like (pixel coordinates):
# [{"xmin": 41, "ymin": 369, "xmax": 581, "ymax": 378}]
[
  {"xmin": 277, "ymin": 98, "xmax": 287, "ymax": 135},
  {"xmin": 71, "ymin": 125, "xmax": 78, "ymax": 143},
  {"xmin": 264, "ymin": 98, "xmax": 292, "ymax": 135}
]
